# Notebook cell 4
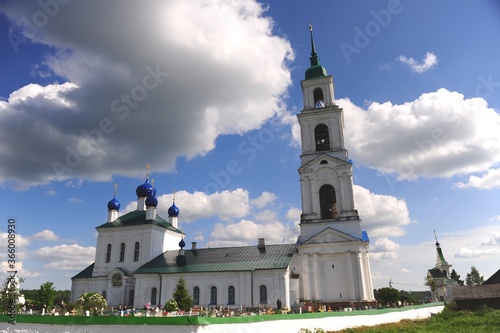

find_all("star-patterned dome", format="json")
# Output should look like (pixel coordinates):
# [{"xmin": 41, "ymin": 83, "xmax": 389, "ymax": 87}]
[{"xmin": 107, "ymin": 195, "xmax": 121, "ymax": 211}]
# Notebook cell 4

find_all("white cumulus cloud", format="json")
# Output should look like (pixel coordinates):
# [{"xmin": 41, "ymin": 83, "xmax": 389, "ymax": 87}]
[
  {"xmin": 354, "ymin": 185, "xmax": 412, "ymax": 237},
  {"xmin": 32, "ymin": 229, "xmax": 59, "ymax": 241},
  {"xmin": 455, "ymin": 246, "xmax": 500, "ymax": 258},
  {"xmin": 250, "ymin": 191, "xmax": 277, "ymax": 208},
  {"xmin": 454, "ymin": 168, "xmax": 500, "ymax": 189},
  {"xmin": 341, "ymin": 89, "xmax": 500, "ymax": 180},
  {"xmin": 31, "ymin": 244, "xmax": 96, "ymax": 271},
  {"xmin": 210, "ymin": 219, "xmax": 297, "ymax": 247},
  {"xmin": 0, "ymin": 0, "xmax": 294, "ymax": 188},
  {"xmin": 397, "ymin": 52, "xmax": 438, "ymax": 73},
  {"xmin": 122, "ymin": 188, "xmax": 250, "ymax": 222}
]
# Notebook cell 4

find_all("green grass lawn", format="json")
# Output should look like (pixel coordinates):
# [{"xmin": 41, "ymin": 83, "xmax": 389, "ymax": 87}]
[{"xmin": 334, "ymin": 306, "xmax": 500, "ymax": 333}]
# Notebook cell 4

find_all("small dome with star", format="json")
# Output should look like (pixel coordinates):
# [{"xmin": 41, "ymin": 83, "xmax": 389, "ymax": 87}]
[
  {"xmin": 168, "ymin": 201, "xmax": 180, "ymax": 217},
  {"xmin": 107, "ymin": 195, "xmax": 121, "ymax": 211}
]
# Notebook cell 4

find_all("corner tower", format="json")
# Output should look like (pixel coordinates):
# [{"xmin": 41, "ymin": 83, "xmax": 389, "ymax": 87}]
[{"xmin": 295, "ymin": 24, "xmax": 375, "ymax": 306}]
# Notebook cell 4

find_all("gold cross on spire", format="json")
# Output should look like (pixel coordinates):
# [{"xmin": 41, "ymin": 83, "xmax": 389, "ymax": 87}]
[{"xmin": 114, "ymin": 183, "xmax": 118, "ymax": 196}]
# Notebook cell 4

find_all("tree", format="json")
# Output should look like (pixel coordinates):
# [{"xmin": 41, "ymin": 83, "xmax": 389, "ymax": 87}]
[
  {"xmin": 35, "ymin": 282, "xmax": 56, "ymax": 310},
  {"xmin": 424, "ymin": 275, "xmax": 438, "ymax": 299},
  {"xmin": 172, "ymin": 276, "xmax": 192, "ymax": 311},
  {"xmin": 450, "ymin": 269, "xmax": 464, "ymax": 286},
  {"xmin": 465, "ymin": 266, "xmax": 484, "ymax": 286},
  {"xmin": 375, "ymin": 287, "xmax": 401, "ymax": 306},
  {"xmin": 399, "ymin": 290, "xmax": 419, "ymax": 305},
  {"xmin": 75, "ymin": 292, "xmax": 107, "ymax": 315},
  {"xmin": 0, "ymin": 275, "xmax": 24, "ymax": 314}
]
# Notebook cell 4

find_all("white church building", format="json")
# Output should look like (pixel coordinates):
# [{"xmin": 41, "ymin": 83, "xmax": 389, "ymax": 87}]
[{"xmin": 71, "ymin": 26, "xmax": 376, "ymax": 310}]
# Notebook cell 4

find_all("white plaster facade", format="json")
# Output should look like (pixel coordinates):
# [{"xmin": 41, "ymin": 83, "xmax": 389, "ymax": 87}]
[{"xmin": 293, "ymin": 29, "xmax": 375, "ymax": 304}]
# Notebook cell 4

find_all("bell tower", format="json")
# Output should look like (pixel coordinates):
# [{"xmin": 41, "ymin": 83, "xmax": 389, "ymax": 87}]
[
  {"xmin": 298, "ymin": 24, "xmax": 359, "ymax": 240},
  {"xmin": 295, "ymin": 24, "xmax": 375, "ymax": 306}
]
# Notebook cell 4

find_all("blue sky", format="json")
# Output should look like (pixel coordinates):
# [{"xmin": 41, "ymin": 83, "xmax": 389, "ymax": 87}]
[{"xmin": 1, "ymin": 0, "xmax": 500, "ymax": 291}]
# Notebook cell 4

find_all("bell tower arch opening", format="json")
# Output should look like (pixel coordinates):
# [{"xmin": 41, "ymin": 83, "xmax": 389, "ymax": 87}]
[
  {"xmin": 319, "ymin": 184, "xmax": 338, "ymax": 219},
  {"xmin": 314, "ymin": 88, "xmax": 325, "ymax": 108},
  {"xmin": 315, "ymin": 123, "xmax": 330, "ymax": 151}
]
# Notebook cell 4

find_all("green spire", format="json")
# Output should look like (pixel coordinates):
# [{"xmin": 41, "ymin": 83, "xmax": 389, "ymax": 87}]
[
  {"xmin": 434, "ymin": 230, "xmax": 448, "ymax": 265},
  {"xmin": 309, "ymin": 23, "xmax": 319, "ymax": 66},
  {"xmin": 305, "ymin": 22, "xmax": 328, "ymax": 80}
]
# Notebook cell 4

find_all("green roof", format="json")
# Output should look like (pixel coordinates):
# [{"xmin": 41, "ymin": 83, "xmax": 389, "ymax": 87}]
[
  {"xmin": 96, "ymin": 210, "xmax": 183, "ymax": 234},
  {"xmin": 436, "ymin": 247, "xmax": 447, "ymax": 264},
  {"xmin": 134, "ymin": 243, "xmax": 296, "ymax": 274},
  {"xmin": 72, "ymin": 263, "xmax": 94, "ymax": 279},
  {"xmin": 305, "ymin": 24, "xmax": 328, "ymax": 80},
  {"xmin": 428, "ymin": 268, "xmax": 448, "ymax": 279},
  {"xmin": 305, "ymin": 65, "xmax": 328, "ymax": 80}
]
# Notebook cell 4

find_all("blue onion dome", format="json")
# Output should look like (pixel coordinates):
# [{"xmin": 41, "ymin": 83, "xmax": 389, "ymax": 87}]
[
  {"xmin": 168, "ymin": 201, "xmax": 180, "ymax": 217},
  {"xmin": 152, "ymin": 187, "xmax": 157, "ymax": 197},
  {"xmin": 107, "ymin": 195, "xmax": 121, "ymax": 211},
  {"xmin": 145, "ymin": 195, "xmax": 158, "ymax": 208},
  {"xmin": 179, "ymin": 238, "xmax": 186, "ymax": 249},
  {"xmin": 136, "ymin": 179, "xmax": 154, "ymax": 198}
]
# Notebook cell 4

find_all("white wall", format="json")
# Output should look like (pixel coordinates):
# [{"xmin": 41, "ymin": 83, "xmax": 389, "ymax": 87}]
[
  {"xmin": 133, "ymin": 269, "xmax": 289, "ymax": 309},
  {"xmin": 6, "ymin": 305, "xmax": 445, "ymax": 333}
]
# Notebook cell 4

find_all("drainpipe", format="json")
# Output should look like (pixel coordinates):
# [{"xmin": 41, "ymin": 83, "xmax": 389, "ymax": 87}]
[
  {"xmin": 158, "ymin": 273, "xmax": 162, "ymax": 307},
  {"xmin": 251, "ymin": 270, "xmax": 254, "ymax": 307}
]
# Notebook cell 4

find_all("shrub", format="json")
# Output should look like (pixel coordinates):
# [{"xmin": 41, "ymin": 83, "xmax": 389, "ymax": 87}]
[
  {"xmin": 164, "ymin": 299, "xmax": 178, "ymax": 312},
  {"xmin": 75, "ymin": 292, "xmax": 107, "ymax": 315}
]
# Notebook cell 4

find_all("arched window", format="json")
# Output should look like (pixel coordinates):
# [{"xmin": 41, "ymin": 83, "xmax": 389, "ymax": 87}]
[
  {"xmin": 315, "ymin": 124, "xmax": 330, "ymax": 151},
  {"xmin": 320, "ymin": 160, "xmax": 328, "ymax": 165},
  {"xmin": 111, "ymin": 273, "xmax": 122, "ymax": 287},
  {"xmin": 133, "ymin": 242, "xmax": 140, "ymax": 262},
  {"xmin": 259, "ymin": 285, "xmax": 267, "ymax": 304},
  {"xmin": 313, "ymin": 88, "xmax": 325, "ymax": 108},
  {"xmin": 210, "ymin": 286, "xmax": 217, "ymax": 305},
  {"xmin": 105, "ymin": 244, "xmax": 112, "ymax": 263},
  {"xmin": 150, "ymin": 287, "xmax": 157, "ymax": 305},
  {"xmin": 320, "ymin": 184, "xmax": 338, "ymax": 219},
  {"xmin": 119, "ymin": 243, "xmax": 125, "ymax": 262},
  {"xmin": 228, "ymin": 286, "xmax": 235, "ymax": 305},
  {"xmin": 102, "ymin": 290, "xmax": 107, "ymax": 300},
  {"xmin": 193, "ymin": 286, "xmax": 200, "ymax": 305}
]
